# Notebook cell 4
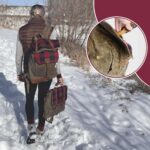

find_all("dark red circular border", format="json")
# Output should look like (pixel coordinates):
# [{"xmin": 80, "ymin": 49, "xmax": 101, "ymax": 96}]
[{"xmin": 94, "ymin": 0, "xmax": 150, "ymax": 86}]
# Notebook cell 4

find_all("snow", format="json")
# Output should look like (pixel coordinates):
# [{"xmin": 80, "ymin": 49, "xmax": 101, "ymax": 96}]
[{"xmin": 0, "ymin": 28, "xmax": 150, "ymax": 150}]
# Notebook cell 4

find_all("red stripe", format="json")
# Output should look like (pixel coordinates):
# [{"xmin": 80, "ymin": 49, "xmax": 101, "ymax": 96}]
[
  {"xmin": 33, "ymin": 51, "xmax": 59, "ymax": 64},
  {"xmin": 44, "ymin": 51, "xmax": 50, "ymax": 58},
  {"xmin": 34, "ymin": 53, "xmax": 40, "ymax": 59}
]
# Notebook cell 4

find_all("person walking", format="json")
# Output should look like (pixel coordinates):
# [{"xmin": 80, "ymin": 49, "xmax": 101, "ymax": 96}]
[{"xmin": 16, "ymin": 4, "xmax": 63, "ymax": 144}]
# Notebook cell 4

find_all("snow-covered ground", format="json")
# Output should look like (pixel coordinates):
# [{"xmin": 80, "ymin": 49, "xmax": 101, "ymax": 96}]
[{"xmin": 0, "ymin": 29, "xmax": 150, "ymax": 150}]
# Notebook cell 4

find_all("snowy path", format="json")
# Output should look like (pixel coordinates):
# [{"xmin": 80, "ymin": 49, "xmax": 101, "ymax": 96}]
[{"xmin": 0, "ymin": 29, "xmax": 150, "ymax": 150}]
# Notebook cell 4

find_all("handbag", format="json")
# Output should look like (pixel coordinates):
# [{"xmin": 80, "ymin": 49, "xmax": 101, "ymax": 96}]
[{"xmin": 44, "ymin": 85, "xmax": 68, "ymax": 123}]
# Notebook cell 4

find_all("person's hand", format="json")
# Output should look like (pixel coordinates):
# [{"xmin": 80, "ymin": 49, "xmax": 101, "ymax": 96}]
[
  {"xmin": 115, "ymin": 18, "xmax": 133, "ymax": 32},
  {"xmin": 17, "ymin": 73, "xmax": 25, "ymax": 82},
  {"xmin": 120, "ymin": 19, "xmax": 133, "ymax": 31},
  {"xmin": 57, "ymin": 77, "xmax": 64, "ymax": 85}
]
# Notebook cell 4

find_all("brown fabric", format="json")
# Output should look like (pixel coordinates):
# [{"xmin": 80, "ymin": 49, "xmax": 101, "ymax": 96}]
[
  {"xmin": 87, "ymin": 21, "xmax": 132, "ymax": 77},
  {"xmin": 19, "ymin": 16, "xmax": 48, "ymax": 72},
  {"xmin": 19, "ymin": 16, "xmax": 46, "ymax": 55},
  {"xmin": 44, "ymin": 85, "xmax": 68, "ymax": 123}
]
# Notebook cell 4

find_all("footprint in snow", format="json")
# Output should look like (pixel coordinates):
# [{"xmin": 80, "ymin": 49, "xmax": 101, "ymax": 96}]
[{"xmin": 110, "ymin": 115, "xmax": 131, "ymax": 128}]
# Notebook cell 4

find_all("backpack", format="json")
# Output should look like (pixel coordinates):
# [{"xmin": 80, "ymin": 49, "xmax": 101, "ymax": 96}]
[{"xmin": 27, "ymin": 29, "xmax": 60, "ymax": 84}]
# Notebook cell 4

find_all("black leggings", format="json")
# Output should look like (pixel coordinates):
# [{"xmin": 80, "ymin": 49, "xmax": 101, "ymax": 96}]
[{"xmin": 25, "ymin": 80, "xmax": 52, "ymax": 130}]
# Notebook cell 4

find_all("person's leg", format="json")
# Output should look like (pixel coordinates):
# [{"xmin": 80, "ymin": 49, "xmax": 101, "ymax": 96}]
[
  {"xmin": 37, "ymin": 80, "xmax": 52, "ymax": 131},
  {"xmin": 25, "ymin": 81, "xmax": 37, "ymax": 124},
  {"xmin": 25, "ymin": 81, "xmax": 37, "ymax": 144}
]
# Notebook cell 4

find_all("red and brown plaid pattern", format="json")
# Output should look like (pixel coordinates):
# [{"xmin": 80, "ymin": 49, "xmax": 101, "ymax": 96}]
[{"xmin": 33, "ymin": 51, "xmax": 59, "ymax": 65}]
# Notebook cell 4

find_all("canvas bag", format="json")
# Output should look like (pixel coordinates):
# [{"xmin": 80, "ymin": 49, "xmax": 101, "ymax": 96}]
[
  {"xmin": 27, "ymin": 26, "xmax": 60, "ymax": 84},
  {"xmin": 44, "ymin": 85, "xmax": 68, "ymax": 123},
  {"xmin": 87, "ymin": 21, "xmax": 133, "ymax": 77}
]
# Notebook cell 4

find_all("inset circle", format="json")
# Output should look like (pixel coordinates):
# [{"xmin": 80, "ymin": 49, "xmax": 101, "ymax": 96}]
[{"xmin": 86, "ymin": 16, "xmax": 148, "ymax": 78}]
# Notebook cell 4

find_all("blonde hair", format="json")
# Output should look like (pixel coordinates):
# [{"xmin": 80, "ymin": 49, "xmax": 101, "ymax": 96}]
[{"xmin": 30, "ymin": 4, "xmax": 45, "ymax": 17}]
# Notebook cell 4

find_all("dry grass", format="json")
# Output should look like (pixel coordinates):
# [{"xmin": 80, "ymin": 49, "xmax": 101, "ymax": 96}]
[
  {"xmin": 127, "ymin": 74, "xmax": 150, "ymax": 94},
  {"xmin": 60, "ymin": 41, "xmax": 89, "ymax": 69}
]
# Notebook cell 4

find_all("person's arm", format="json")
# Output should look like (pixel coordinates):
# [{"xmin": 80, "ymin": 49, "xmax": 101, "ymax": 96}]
[
  {"xmin": 55, "ymin": 51, "xmax": 64, "ymax": 85},
  {"xmin": 56, "ymin": 59, "xmax": 61, "ymax": 77},
  {"xmin": 16, "ymin": 33, "xmax": 24, "ymax": 81},
  {"xmin": 50, "ymin": 28, "xmax": 64, "ymax": 84}
]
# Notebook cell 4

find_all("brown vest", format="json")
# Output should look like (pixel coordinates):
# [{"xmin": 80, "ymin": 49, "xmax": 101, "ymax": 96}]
[
  {"xmin": 19, "ymin": 16, "xmax": 46, "ymax": 55},
  {"xmin": 19, "ymin": 16, "xmax": 46, "ymax": 72}
]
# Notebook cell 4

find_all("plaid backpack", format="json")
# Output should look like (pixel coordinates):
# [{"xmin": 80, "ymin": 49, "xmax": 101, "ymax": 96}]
[{"xmin": 27, "ymin": 33, "xmax": 60, "ymax": 84}]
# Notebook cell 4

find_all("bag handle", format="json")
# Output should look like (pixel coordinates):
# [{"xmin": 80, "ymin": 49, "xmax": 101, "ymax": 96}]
[
  {"xmin": 49, "ymin": 40, "xmax": 55, "ymax": 50},
  {"xmin": 54, "ymin": 82, "xmax": 64, "ymax": 88},
  {"xmin": 32, "ymin": 33, "xmax": 41, "ymax": 52},
  {"xmin": 43, "ymin": 24, "xmax": 56, "ymax": 50}
]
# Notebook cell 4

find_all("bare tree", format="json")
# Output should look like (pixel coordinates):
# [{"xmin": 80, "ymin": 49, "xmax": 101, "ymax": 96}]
[
  {"xmin": 47, "ymin": 0, "xmax": 95, "ymax": 45},
  {"xmin": 46, "ymin": 0, "xmax": 96, "ymax": 68}
]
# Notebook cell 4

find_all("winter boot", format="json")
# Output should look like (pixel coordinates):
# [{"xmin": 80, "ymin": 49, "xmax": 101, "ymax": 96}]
[
  {"xmin": 26, "ymin": 124, "xmax": 37, "ymax": 144},
  {"xmin": 36, "ymin": 127, "xmax": 44, "ymax": 136}
]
